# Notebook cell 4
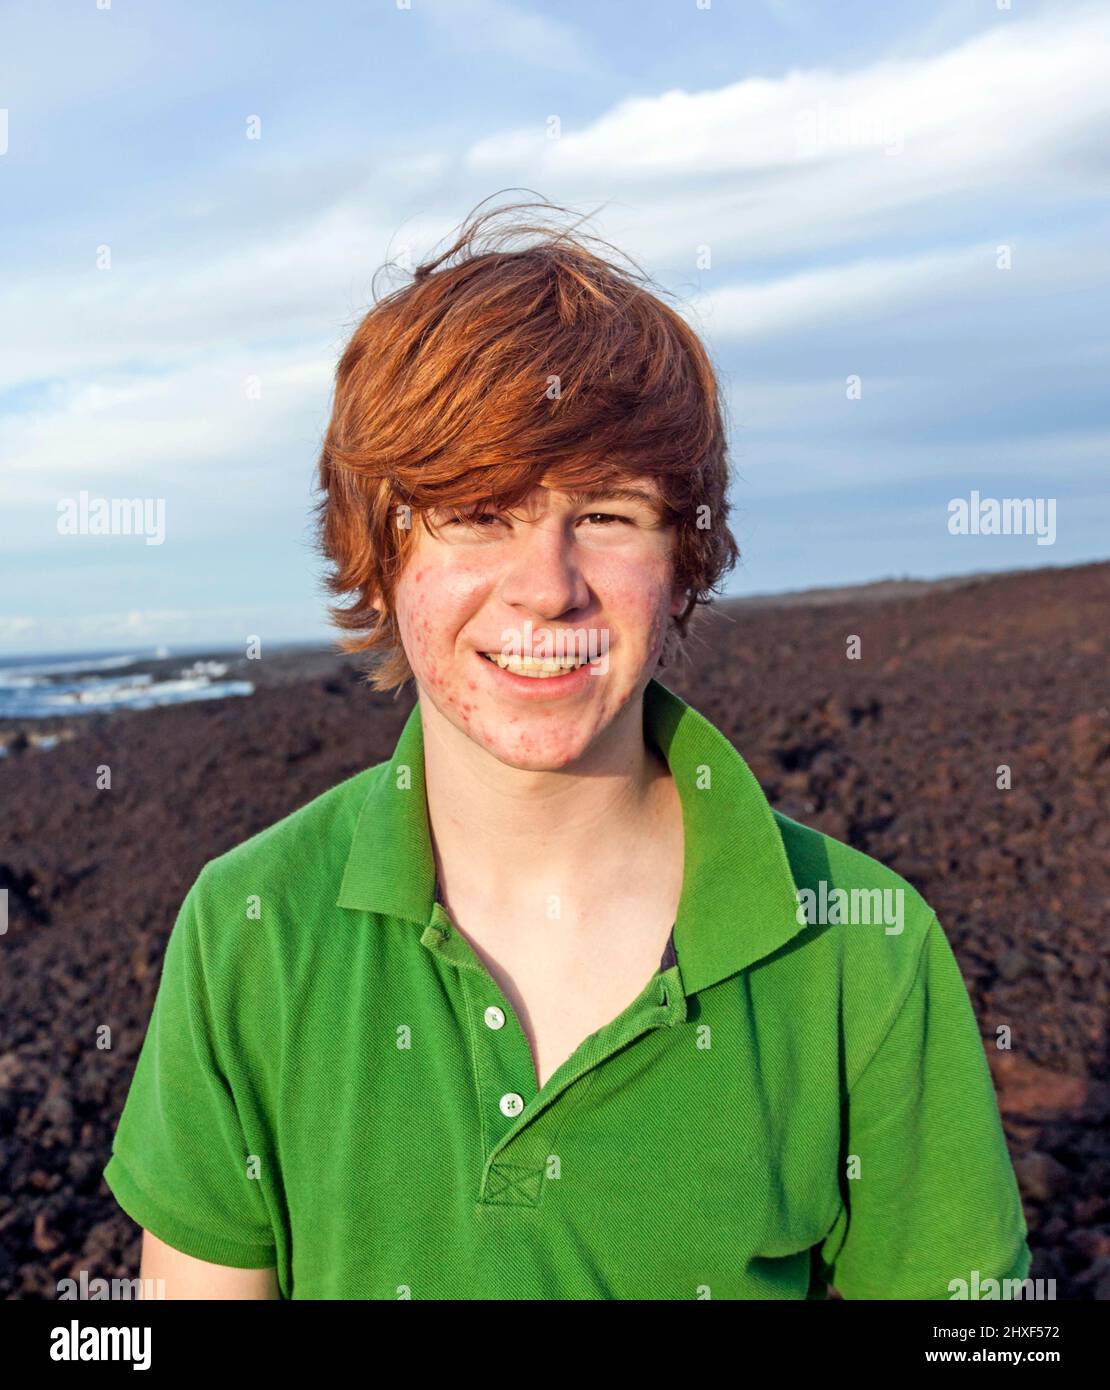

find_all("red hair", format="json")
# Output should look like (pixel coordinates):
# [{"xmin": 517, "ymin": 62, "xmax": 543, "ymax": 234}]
[{"xmin": 314, "ymin": 196, "xmax": 740, "ymax": 694}]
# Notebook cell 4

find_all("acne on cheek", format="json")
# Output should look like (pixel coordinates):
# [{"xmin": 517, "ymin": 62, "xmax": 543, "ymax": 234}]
[{"xmin": 401, "ymin": 560, "xmax": 486, "ymax": 662}]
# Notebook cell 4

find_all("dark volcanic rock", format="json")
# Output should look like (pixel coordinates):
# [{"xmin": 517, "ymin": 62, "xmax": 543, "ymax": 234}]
[{"xmin": 1, "ymin": 561, "xmax": 1108, "ymax": 1299}]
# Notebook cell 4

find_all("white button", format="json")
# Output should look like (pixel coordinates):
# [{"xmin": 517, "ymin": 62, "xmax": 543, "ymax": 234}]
[
  {"xmin": 484, "ymin": 1006, "xmax": 506, "ymax": 1030},
  {"xmin": 499, "ymin": 1092, "xmax": 524, "ymax": 1117}
]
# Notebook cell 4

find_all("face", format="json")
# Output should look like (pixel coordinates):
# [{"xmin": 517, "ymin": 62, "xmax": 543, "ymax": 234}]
[{"xmin": 391, "ymin": 480, "xmax": 687, "ymax": 771}]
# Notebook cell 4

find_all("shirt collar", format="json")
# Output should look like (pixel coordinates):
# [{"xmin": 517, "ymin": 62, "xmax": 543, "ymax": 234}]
[{"xmin": 337, "ymin": 676, "xmax": 804, "ymax": 995}]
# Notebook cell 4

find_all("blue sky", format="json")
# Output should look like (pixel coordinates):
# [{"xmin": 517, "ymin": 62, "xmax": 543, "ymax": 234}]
[{"xmin": 2, "ymin": 0, "xmax": 1108, "ymax": 654}]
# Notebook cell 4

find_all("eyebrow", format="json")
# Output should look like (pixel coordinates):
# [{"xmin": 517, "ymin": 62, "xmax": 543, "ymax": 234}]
[{"xmin": 557, "ymin": 486, "xmax": 662, "ymax": 512}]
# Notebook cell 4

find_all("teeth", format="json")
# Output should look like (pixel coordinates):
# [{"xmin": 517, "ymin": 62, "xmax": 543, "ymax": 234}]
[{"xmin": 482, "ymin": 652, "xmax": 588, "ymax": 678}]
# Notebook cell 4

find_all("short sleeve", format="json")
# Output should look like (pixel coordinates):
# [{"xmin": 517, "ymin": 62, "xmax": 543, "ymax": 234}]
[
  {"xmin": 103, "ymin": 876, "xmax": 278, "ymax": 1268},
  {"xmin": 816, "ymin": 915, "xmax": 1031, "ymax": 1299}
]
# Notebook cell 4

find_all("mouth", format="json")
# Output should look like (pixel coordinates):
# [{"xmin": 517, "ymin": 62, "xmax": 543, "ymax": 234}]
[{"xmin": 478, "ymin": 651, "xmax": 598, "ymax": 680}]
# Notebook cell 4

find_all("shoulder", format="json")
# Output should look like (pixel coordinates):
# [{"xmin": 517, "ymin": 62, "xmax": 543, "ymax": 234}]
[
  {"xmin": 773, "ymin": 809, "xmax": 929, "ymax": 916},
  {"xmin": 164, "ymin": 762, "xmax": 388, "ymax": 1041},
  {"xmin": 188, "ymin": 762, "xmax": 384, "ymax": 927},
  {"xmin": 771, "ymin": 809, "xmax": 946, "ymax": 1086}
]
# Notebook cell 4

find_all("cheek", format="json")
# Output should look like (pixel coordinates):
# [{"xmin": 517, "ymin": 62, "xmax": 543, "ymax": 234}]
[
  {"xmin": 394, "ymin": 574, "xmax": 438, "ymax": 679},
  {"xmin": 591, "ymin": 556, "xmax": 673, "ymax": 645},
  {"xmin": 396, "ymin": 560, "xmax": 489, "ymax": 676},
  {"xmin": 394, "ymin": 582, "xmax": 429, "ymax": 654}
]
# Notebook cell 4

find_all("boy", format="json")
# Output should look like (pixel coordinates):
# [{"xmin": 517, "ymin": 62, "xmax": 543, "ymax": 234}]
[{"xmin": 103, "ymin": 201, "xmax": 1031, "ymax": 1299}]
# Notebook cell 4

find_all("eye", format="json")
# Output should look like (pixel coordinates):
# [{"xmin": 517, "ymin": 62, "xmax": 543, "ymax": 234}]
[
  {"xmin": 447, "ymin": 510, "xmax": 504, "ymax": 528},
  {"xmin": 440, "ymin": 508, "xmax": 634, "ymax": 532}
]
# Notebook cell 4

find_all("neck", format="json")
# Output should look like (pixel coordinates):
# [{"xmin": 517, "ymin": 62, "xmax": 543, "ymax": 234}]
[{"xmin": 420, "ymin": 691, "xmax": 668, "ymax": 914}]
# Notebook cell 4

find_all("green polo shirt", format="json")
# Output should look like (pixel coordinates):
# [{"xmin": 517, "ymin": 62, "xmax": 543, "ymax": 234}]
[{"xmin": 103, "ymin": 677, "xmax": 1031, "ymax": 1299}]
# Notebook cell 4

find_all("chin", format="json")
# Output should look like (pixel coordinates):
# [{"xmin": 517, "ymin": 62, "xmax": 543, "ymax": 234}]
[{"xmin": 475, "ymin": 728, "xmax": 590, "ymax": 772}]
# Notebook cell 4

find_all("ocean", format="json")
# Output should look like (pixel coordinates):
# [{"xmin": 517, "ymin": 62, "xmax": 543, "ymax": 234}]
[{"xmin": 0, "ymin": 647, "xmax": 255, "ymax": 723}]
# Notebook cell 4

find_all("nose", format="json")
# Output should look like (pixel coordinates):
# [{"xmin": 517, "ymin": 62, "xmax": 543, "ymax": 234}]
[{"xmin": 497, "ymin": 514, "xmax": 591, "ymax": 620}]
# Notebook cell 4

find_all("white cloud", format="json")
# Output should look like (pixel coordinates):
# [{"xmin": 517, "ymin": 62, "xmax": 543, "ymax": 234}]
[
  {"xmin": 465, "ymin": 3, "xmax": 1110, "ymax": 264},
  {"xmin": 0, "ymin": 197, "xmax": 412, "ymax": 389},
  {"xmin": 6, "ymin": 3, "xmax": 1105, "ymax": 400},
  {"xmin": 3, "ymin": 0, "xmax": 1107, "ymax": 622},
  {"xmin": 688, "ymin": 228, "xmax": 1110, "ymax": 343},
  {"xmin": 0, "ymin": 351, "xmax": 334, "ymax": 547},
  {"xmin": 690, "ymin": 245, "xmax": 981, "ymax": 341}
]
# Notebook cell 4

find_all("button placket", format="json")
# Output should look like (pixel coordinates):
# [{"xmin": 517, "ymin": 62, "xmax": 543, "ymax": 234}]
[
  {"xmin": 422, "ymin": 906, "xmax": 689, "ymax": 1204},
  {"xmin": 478, "ymin": 963, "xmax": 688, "ymax": 1205},
  {"xmin": 421, "ymin": 908, "xmax": 542, "ymax": 1142},
  {"xmin": 460, "ymin": 967, "xmax": 538, "ymax": 1125}
]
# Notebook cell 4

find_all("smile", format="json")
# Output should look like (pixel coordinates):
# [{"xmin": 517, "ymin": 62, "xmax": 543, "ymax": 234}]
[{"xmin": 480, "ymin": 652, "xmax": 595, "ymax": 679}]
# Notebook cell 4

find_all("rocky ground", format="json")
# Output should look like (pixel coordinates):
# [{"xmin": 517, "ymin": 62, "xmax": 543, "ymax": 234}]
[{"xmin": 1, "ymin": 561, "xmax": 1107, "ymax": 1299}]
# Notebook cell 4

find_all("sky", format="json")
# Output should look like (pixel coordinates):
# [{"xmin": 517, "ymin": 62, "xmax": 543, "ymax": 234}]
[{"xmin": 1, "ymin": 0, "xmax": 1108, "ymax": 655}]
